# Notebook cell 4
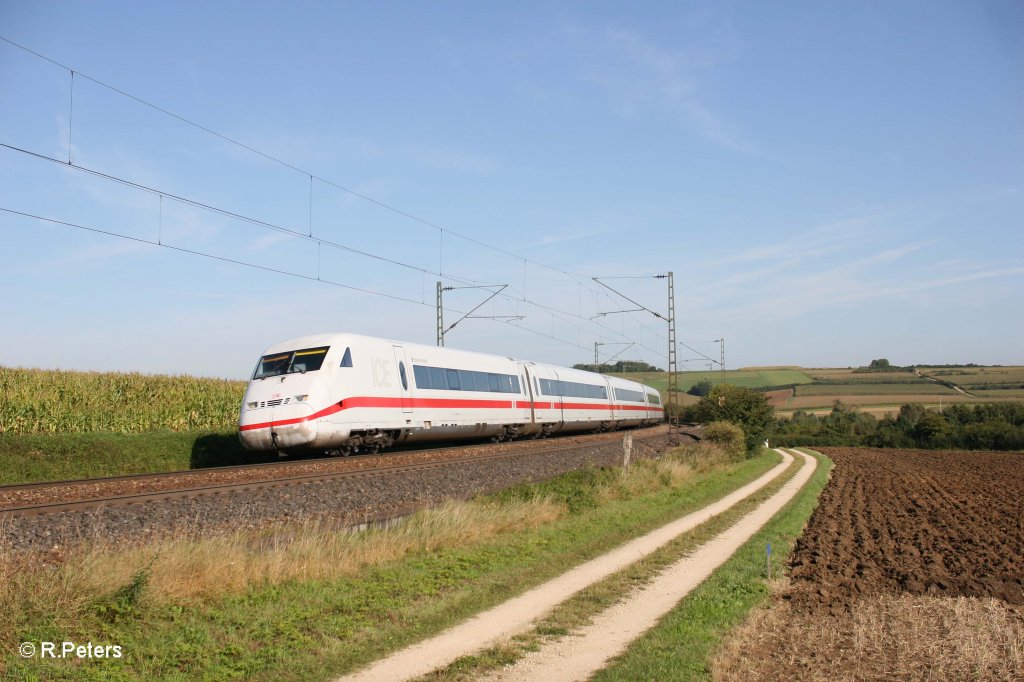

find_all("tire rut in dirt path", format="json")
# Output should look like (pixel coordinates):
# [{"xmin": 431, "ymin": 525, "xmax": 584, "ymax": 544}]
[
  {"xmin": 336, "ymin": 450, "xmax": 797, "ymax": 682},
  {"xmin": 478, "ymin": 450, "xmax": 817, "ymax": 682}
]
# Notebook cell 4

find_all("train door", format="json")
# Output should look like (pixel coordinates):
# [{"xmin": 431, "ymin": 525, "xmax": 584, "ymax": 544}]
[
  {"xmin": 551, "ymin": 369, "xmax": 565, "ymax": 424},
  {"xmin": 602, "ymin": 376, "xmax": 617, "ymax": 426},
  {"xmin": 517, "ymin": 363, "xmax": 536, "ymax": 425},
  {"xmin": 391, "ymin": 345, "xmax": 413, "ymax": 414}
]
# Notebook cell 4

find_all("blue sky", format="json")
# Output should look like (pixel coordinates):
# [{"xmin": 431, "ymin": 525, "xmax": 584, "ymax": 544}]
[{"xmin": 1, "ymin": 1, "xmax": 1022, "ymax": 379}]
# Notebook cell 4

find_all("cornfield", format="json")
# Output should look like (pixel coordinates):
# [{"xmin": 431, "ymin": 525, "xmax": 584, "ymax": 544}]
[{"xmin": 0, "ymin": 366, "xmax": 246, "ymax": 434}]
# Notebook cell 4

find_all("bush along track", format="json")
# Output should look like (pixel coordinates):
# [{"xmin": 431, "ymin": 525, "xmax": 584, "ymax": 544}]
[{"xmin": 3, "ymin": 443, "xmax": 777, "ymax": 681}]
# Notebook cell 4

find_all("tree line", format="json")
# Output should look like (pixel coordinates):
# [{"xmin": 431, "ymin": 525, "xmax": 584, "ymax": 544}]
[
  {"xmin": 669, "ymin": 383, "xmax": 1024, "ymax": 454},
  {"xmin": 572, "ymin": 361, "xmax": 663, "ymax": 373},
  {"xmin": 772, "ymin": 401, "xmax": 1024, "ymax": 450}
]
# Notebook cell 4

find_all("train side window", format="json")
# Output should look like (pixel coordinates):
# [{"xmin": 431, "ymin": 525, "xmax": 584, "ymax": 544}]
[
  {"xmin": 511, "ymin": 376, "xmax": 521, "ymax": 394},
  {"xmin": 340, "ymin": 347, "xmax": 353, "ymax": 368},
  {"xmin": 399, "ymin": 362, "xmax": 408, "ymax": 390},
  {"xmin": 446, "ymin": 369, "xmax": 460, "ymax": 390},
  {"xmin": 487, "ymin": 373, "xmax": 500, "ymax": 392},
  {"xmin": 459, "ymin": 370, "xmax": 475, "ymax": 391},
  {"xmin": 413, "ymin": 365, "xmax": 429, "ymax": 388},
  {"xmin": 474, "ymin": 372, "xmax": 489, "ymax": 392},
  {"xmin": 429, "ymin": 366, "xmax": 445, "ymax": 389}
]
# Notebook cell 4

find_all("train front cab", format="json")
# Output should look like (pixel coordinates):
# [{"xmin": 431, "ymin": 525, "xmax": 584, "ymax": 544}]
[{"xmin": 239, "ymin": 343, "xmax": 336, "ymax": 451}]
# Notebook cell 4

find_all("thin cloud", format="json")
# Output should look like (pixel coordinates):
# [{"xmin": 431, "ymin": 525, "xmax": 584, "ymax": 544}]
[
  {"xmin": 571, "ymin": 22, "xmax": 750, "ymax": 152},
  {"xmin": 692, "ymin": 254, "xmax": 1023, "ymax": 328},
  {"xmin": 27, "ymin": 232, "xmax": 151, "ymax": 270},
  {"xmin": 528, "ymin": 226, "xmax": 617, "ymax": 248}
]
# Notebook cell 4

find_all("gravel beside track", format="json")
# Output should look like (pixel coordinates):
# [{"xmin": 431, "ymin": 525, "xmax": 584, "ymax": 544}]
[
  {"xmin": 0, "ymin": 427, "xmax": 666, "ymax": 509},
  {"xmin": 1, "ymin": 427, "xmax": 676, "ymax": 557}
]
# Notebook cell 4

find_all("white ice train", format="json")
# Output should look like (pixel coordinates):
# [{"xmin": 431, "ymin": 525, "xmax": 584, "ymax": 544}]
[{"xmin": 238, "ymin": 332, "xmax": 664, "ymax": 455}]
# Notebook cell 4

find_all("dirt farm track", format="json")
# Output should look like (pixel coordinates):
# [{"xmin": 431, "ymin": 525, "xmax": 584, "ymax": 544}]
[{"xmin": 716, "ymin": 447, "xmax": 1024, "ymax": 681}]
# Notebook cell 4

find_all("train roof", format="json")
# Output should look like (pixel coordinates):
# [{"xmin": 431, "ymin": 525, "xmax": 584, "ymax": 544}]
[
  {"xmin": 257, "ymin": 332, "xmax": 659, "ymax": 394},
  {"xmin": 260, "ymin": 332, "xmax": 524, "ymax": 363}
]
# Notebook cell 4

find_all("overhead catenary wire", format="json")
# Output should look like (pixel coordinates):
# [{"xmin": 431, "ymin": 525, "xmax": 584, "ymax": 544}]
[
  {"xmin": 0, "ymin": 34, "xmax": 678, "ymax": 361},
  {"xmin": 0, "ymin": 206, "xmax": 429, "ymax": 307},
  {"xmin": 0, "ymin": 205, "xmax": 602, "ymax": 352},
  {"xmin": 0, "ymin": 32, "xmax": 673, "ymax": 340},
  {"xmin": 1, "ymin": 139, "xmax": 638, "ymax": 349},
  {"xmin": 0, "ymin": 34, "xmax": 603, "ymax": 284},
  {"xmin": 0, "ymin": 34, "xmax": 668, "ymax": 342}
]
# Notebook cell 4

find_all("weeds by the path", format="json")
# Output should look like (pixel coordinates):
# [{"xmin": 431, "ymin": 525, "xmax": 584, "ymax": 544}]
[{"xmin": 3, "ymin": 443, "xmax": 774, "ymax": 681}]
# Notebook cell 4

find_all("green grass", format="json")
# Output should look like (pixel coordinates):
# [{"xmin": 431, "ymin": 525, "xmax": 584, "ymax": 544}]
[
  {"xmin": 4, "ymin": 450, "xmax": 780, "ymax": 681},
  {"xmin": 794, "ymin": 382, "xmax": 955, "ymax": 396},
  {"xmin": 973, "ymin": 388, "xmax": 1024, "ymax": 397},
  {"xmin": 0, "ymin": 431, "xmax": 272, "ymax": 484},
  {"xmin": 614, "ymin": 369, "xmax": 813, "ymax": 393},
  {"xmin": 919, "ymin": 366, "xmax": 1024, "ymax": 383},
  {"xmin": 592, "ymin": 449, "xmax": 832, "ymax": 681},
  {"xmin": 805, "ymin": 368, "xmax": 923, "ymax": 382}
]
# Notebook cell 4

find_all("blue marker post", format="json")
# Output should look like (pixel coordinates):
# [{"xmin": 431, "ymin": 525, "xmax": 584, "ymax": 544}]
[{"xmin": 766, "ymin": 542, "xmax": 772, "ymax": 580}]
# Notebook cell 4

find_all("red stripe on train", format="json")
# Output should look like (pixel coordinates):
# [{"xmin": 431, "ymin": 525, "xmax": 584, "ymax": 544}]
[{"xmin": 240, "ymin": 396, "xmax": 662, "ymax": 431}]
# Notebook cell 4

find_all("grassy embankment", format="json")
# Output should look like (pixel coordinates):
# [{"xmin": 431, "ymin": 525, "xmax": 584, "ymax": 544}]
[
  {"xmin": 2, "ymin": 444, "xmax": 779, "ymax": 681},
  {"xmin": 0, "ymin": 366, "xmax": 250, "ymax": 483}
]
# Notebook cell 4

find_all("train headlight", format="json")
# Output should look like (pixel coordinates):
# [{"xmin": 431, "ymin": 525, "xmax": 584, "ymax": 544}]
[
  {"xmin": 246, "ymin": 401, "xmax": 258, "ymax": 409},
  {"xmin": 294, "ymin": 394, "xmax": 308, "ymax": 402}
]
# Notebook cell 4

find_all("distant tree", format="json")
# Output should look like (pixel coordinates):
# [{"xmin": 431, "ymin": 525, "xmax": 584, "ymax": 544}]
[
  {"xmin": 687, "ymin": 379, "xmax": 713, "ymax": 397},
  {"xmin": 869, "ymin": 358, "xmax": 891, "ymax": 369},
  {"xmin": 912, "ymin": 411, "xmax": 953, "ymax": 448},
  {"xmin": 896, "ymin": 403, "xmax": 928, "ymax": 429}
]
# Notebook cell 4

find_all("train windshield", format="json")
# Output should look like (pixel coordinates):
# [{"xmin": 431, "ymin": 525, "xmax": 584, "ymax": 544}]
[{"xmin": 253, "ymin": 346, "xmax": 330, "ymax": 379}]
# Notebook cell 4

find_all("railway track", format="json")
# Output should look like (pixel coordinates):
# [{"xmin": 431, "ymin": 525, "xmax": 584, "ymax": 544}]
[{"xmin": 0, "ymin": 426, "xmax": 672, "ymax": 519}]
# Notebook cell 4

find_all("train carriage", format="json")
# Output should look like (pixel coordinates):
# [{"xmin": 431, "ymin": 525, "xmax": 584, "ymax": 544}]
[{"xmin": 238, "ymin": 333, "xmax": 662, "ymax": 455}]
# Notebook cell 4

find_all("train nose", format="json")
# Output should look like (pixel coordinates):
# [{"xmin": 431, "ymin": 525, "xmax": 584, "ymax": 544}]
[
  {"xmin": 239, "ymin": 403, "xmax": 317, "ymax": 451},
  {"xmin": 268, "ymin": 403, "xmax": 318, "ymax": 449}
]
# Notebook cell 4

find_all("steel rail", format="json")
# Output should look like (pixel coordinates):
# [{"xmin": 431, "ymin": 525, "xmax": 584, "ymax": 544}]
[
  {"xmin": 0, "ymin": 432, "xmax": 674, "ymax": 519},
  {"xmin": 0, "ymin": 426, "xmax": 667, "ymax": 494}
]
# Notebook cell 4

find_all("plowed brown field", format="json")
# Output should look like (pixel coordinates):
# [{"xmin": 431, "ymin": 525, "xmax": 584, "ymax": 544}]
[
  {"xmin": 714, "ymin": 447, "xmax": 1024, "ymax": 681},
  {"xmin": 788, "ymin": 447, "xmax": 1024, "ymax": 612}
]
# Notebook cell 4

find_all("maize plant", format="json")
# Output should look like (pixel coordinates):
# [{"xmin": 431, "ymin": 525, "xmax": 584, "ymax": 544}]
[{"xmin": 0, "ymin": 366, "xmax": 246, "ymax": 434}]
